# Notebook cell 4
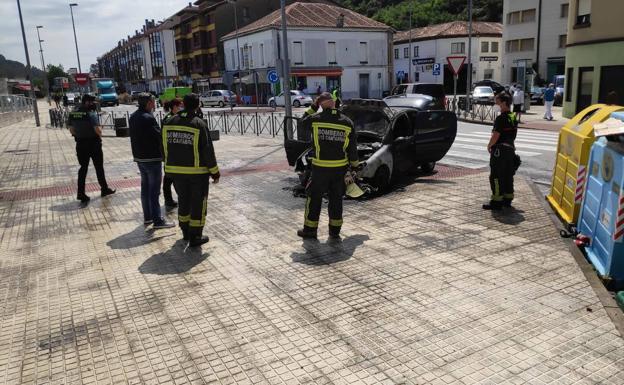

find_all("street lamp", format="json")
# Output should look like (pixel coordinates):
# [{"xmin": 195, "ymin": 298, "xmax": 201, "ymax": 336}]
[
  {"xmin": 227, "ymin": 0, "xmax": 242, "ymax": 97},
  {"xmin": 16, "ymin": 0, "xmax": 40, "ymax": 126},
  {"xmin": 36, "ymin": 25, "xmax": 50, "ymax": 104},
  {"xmin": 69, "ymin": 3, "xmax": 82, "ymax": 73}
]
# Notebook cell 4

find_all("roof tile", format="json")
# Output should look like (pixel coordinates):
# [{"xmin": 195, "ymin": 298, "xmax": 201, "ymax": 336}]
[{"xmin": 394, "ymin": 21, "xmax": 502, "ymax": 43}]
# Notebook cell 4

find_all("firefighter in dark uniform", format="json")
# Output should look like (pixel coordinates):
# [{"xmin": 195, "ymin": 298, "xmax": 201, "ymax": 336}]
[
  {"xmin": 162, "ymin": 94, "xmax": 220, "ymax": 247},
  {"xmin": 483, "ymin": 92, "xmax": 518, "ymax": 210},
  {"xmin": 161, "ymin": 98, "xmax": 183, "ymax": 209},
  {"xmin": 67, "ymin": 94, "xmax": 115, "ymax": 203},
  {"xmin": 297, "ymin": 92, "xmax": 358, "ymax": 239}
]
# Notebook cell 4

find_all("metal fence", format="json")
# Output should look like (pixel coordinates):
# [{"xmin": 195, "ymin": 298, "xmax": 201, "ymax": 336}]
[
  {"xmin": 446, "ymin": 97, "xmax": 498, "ymax": 123},
  {"xmin": 0, "ymin": 95, "xmax": 35, "ymax": 127}
]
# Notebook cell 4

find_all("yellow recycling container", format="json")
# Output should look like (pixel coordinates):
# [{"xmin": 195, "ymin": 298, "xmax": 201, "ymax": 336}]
[{"xmin": 547, "ymin": 104, "xmax": 624, "ymax": 226}]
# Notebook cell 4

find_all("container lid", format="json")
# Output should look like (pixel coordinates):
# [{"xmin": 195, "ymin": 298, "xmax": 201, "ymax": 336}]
[{"xmin": 594, "ymin": 117, "xmax": 624, "ymax": 137}]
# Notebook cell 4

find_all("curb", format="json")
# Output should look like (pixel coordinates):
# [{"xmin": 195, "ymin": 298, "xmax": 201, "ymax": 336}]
[{"xmin": 528, "ymin": 179, "xmax": 624, "ymax": 337}]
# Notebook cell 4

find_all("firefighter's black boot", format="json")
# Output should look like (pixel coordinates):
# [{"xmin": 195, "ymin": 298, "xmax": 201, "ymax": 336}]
[
  {"xmin": 297, "ymin": 226, "xmax": 317, "ymax": 239},
  {"xmin": 482, "ymin": 201, "xmax": 503, "ymax": 210},
  {"xmin": 502, "ymin": 198, "xmax": 513, "ymax": 208},
  {"xmin": 328, "ymin": 225, "xmax": 341, "ymax": 240},
  {"xmin": 189, "ymin": 235, "xmax": 209, "ymax": 247}
]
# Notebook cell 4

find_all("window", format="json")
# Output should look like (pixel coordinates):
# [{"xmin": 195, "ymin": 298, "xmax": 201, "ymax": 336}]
[
  {"xmin": 561, "ymin": 3, "xmax": 569, "ymax": 18},
  {"xmin": 507, "ymin": 8, "xmax": 536, "ymax": 24},
  {"xmin": 565, "ymin": 68, "xmax": 573, "ymax": 101},
  {"xmin": 491, "ymin": 41, "xmax": 499, "ymax": 53},
  {"xmin": 577, "ymin": 0, "xmax": 591, "ymax": 25},
  {"xmin": 481, "ymin": 41, "xmax": 489, "ymax": 53},
  {"xmin": 293, "ymin": 42, "xmax": 303, "ymax": 64},
  {"xmin": 451, "ymin": 42, "xmax": 465, "ymax": 54},
  {"xmin": 359, "ymin": 42, "xmax": 368, "ymax": 63},
  {"xmin": 328, "ymin": 42, "xmax": 337, "ymax": 64},
  {"xmin": 559, "ymin": 34, "xmax": 567, "ymax": 48},
  {"xmin": 414, "ymin": 72, "xmax": 419, "ymax": 82},
  {"xmin": 505, "ymin": 38, "xmax": 534, "ymax": 52},
  {"xmin": 231, "ymin": 49, "xmax": 235, "ymax": 69},
  {"xmin": 484, "ymin": 69, "xmax": 494, "ymax": 80},
  {"xmin": 413, "ymin": 46, "xmax": 419, "ymax": 57},
  {"xmin": 394, "ymin": 48, "xmax": 399, "ymax": 59},
  {"xmin": 260, "ymin": 43, "xmax": 265, "ymax": 66},
  {"xmin": 404, "ymin": 47, "xmax": 409, "ymax": 58},
  {"xmin": 242, "ymin": 7, "xmax": 250, "ymax": 19}
]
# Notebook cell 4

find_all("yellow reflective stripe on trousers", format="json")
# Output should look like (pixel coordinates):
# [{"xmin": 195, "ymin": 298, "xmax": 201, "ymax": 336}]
[
  {"xmin": 164, "ymin": 165, "xmax": 210, "ymax": 174},
  {"xmin": 311, "ymin": 158, "xmax": 348, "ymax": 167},
  {"xmin": 178, "ymin": 214, "xmax": 190, "ymax": 223},
  {"xmin": 304, "ymin": 197, "xmax": 318, "ymax": 228},
  {"xmin": 329, "ymin": 219, "xmax": 343, "ymax": 227},
  {"xmin": 491, "ymin": 178, "xmax": 503, "ymax": 201},
  {"xmin": 189, "ymin": 219, "xmax": 203, "ymax": 227}
]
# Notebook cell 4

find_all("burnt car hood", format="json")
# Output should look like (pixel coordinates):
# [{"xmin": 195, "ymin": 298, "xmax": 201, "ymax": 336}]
[{"xmin": 342, "ymin": 99, "xmax": 393, "ymax": 141}]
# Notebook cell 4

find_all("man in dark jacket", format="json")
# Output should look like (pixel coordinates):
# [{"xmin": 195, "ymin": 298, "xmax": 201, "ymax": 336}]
[
  {"xmin": 297, "ymin": 92, "xmax": 358, "ymax": 239},
  {"xmin": 67, "ymin": 94, "xmax": 115, "ymax": 203},
  {"xmin": 129, "ymin": 93, "xmax": 174, "ymax": 228},
  {"xmin": 162, "ymin": 93, "xmax": 220, "ymax": 247}
]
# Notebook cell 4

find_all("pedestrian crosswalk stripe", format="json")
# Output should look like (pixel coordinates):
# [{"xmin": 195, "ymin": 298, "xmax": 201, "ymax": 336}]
[
  {"xmin": 458, "ymin": 132, "xmax": 558, "ymax": 145},
  {"xmin": 451, "ymin": 142, "xmax": 542, "ymax": 156},
  {"xmin": 453, "ymin": 138, "xmax": 554, "ymax": 152}
]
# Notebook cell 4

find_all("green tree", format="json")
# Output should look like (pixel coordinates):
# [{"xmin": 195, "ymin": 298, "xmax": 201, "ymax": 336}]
[{"xmin": 46, "ymin": 64, "xmax": 68, "ymax": 92}]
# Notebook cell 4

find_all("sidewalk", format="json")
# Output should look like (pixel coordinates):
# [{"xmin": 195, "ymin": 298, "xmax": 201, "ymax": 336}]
[
  {"xmin": 518, "ymin": 105, "xmax": 569, "ymax": 132},
  {"xmin": 0, "ymin": 117, "xmax": 623, "ymax": 384}
]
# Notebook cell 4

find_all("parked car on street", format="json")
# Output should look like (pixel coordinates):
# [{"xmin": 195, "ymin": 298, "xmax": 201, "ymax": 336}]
[
  {"xmin": 65, "ymin": 92, "xmax": 79, "ymax": 105},
  {"xmin": 269, "ymin": 90, "xmax": 313, "ymax": 108},
  {"xmin": 471, "ymin": 86, "xmax": 495, "ymax": 104},
  {"xmin": 553, "ymin": 75, "xmax": 565, "ymax": 106},
  {"xmin": 383, "ymin": 94, "xmax": 440, "ymax": 110},
  {"xmin": 200, "ymin": 90, "xmax": 237, "ymax": 107},
  {"xmin": 530, "ymin": 86, "xmax": 544, "ymax": 105},
  {"xmin": 473, "ymin": 80, "xmax": 505, "ymax": 94},
  {"xmin": 389, "ymin": 83, "xmax": 446, "ymax": 108},
  {"xmin": 284, "ymin": 98, "xmax": 457, "ymax": 192}
]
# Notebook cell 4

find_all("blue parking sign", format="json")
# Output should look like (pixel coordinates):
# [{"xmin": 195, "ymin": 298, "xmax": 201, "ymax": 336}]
[{"xmin": 433, "ymin": 63, "xmax": 441, "ymax": 76}]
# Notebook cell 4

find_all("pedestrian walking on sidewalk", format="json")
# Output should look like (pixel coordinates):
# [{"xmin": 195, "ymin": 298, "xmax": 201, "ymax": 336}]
[
  {"xmin": 67, "ymin": 94, "xmax": 116, "ymax": 203},
  {"xmin": 161, "ymin": 98, "xmax": 183, "ymax": 210},
  {"xmin": 297, "ymin": 92, "xmax": 359, "ymax": 240},
  {"xmin": 543, "ymin": 83, "xmax": 555, "ymax": 120},
  {"xmin": 162, "ymin": 94, "xmax": 220, "ymax": 247},
  {"xmin": 483, "ymin": 92, "xmax": 518, "ymax": 211},
  {"xmin": 512, "ymin": 86, "xmax": 524, "ymax": 123},
  {"xmin": 129, "ymin": 93, "xmax": 174, "ymax": 229}
]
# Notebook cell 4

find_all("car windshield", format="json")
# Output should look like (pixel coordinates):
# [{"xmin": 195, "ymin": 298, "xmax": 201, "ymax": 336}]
[
  {"xmin": 100, "ymin": 87, "xmax": 115, "ymax": 94},
  {"xmin": 392, "ymin": 84, "xmax": 408, "ymax": 95},
  {"xmin": 384, "ymin": 95, "xmax": 433, "ymax": 110},
  {"xmin": 344, "ymin": 109, "xmax": 390, "ymax": 137},
  {"xmin": 474, "ymin": 87, "xmax": 493, "ymax": 95}
]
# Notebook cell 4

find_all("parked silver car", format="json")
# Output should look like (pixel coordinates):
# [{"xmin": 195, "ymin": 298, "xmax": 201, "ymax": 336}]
[
  {"xmin": 269, "ymin": 90, "xmax": 313, "ymax": 108},
  {"xmin": 200, "ymin": 90, "xmax": 237, "ymax": 107},
  {"xmin": 471, "ymin": 86, "xmax": 495, "ymax": 104}
]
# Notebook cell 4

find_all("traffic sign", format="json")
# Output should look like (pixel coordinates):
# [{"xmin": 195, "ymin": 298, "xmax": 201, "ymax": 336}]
[
  {"xmin": 397, "ymin": 70, "xmax": 405, "ymax": 79},
  {"xmin": 267, "ymin": 70, "xmax": 279, "ymax": 84},
  {"xmin": 446, "ymin": 56, "xmax": 466, "ymax": 76},
  {"xmin": 432, "ymin": 63, "xmax": 441, "ymax": 76}
]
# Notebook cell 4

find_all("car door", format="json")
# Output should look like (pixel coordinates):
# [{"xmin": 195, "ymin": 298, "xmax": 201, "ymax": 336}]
[
  {"xmin": 283, "ymin": 116, "xmax": 311, "ymax": 168},
  {"xmin": 208, "ymin": 91, "xmax": 220, "ymax": 106},
  {"xmin": 389, "ymin": 112, "xmax": 415, "ymax": 174},
  {"xmin": 410, "ymin": 110, "xmax": 457, "ymax": 164},
  {"xmin": 276, "ymin": 92, "xmax": 284, "ymax": 106}
]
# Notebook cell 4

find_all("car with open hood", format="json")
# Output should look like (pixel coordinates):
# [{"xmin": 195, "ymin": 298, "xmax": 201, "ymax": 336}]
[{"xmin": 284, "ymin": 98, "xmax": 457, "ymax": 193}]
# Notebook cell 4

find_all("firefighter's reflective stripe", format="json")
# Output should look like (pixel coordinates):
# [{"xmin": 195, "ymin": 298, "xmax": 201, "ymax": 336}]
[
  {"xmin": 304, "ymin": 197, "xmax": 318, "ymax": 228},
  {"xmin": 164, "ymin": 165, "xmax": 210, "ymax": 174},
  {"xmin": 178, "ymin": 214, "xmax": 190, "ymax": 223},
  {"xmin": 329, "ymin": 218, "xmax": 343, "ymax": 227},
  {"xmin": 492, "ymin": 179, "xmax": 502, "ymax": 201},
  {"xmin": 208, "ymin": 166, "xmax": 219, "ymax": 174},
  {"xmin": 304, "ymin": 107, "xmax": 316, "ymax": 116},
  {"xmin": 311, "ymin": 122, "xmax": 352, "ymax": 168}
]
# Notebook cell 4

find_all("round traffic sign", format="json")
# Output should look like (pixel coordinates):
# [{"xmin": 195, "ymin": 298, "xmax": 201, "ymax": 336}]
[{"xmin": 267, "ymin": 70, "xmax": 279, "ymax": 84}]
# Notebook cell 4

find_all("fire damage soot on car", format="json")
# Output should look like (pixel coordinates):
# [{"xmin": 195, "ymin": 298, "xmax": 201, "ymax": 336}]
[{"xmin": 284, "ymin": 98, "xmax": 458, "ymax": 197}]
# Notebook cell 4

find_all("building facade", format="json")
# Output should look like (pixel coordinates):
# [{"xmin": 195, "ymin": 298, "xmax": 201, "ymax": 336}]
[
  {"xmin": 97, "ymin": 19, "xmax": 177, "ymax": 94},
  {"xmin": 221, "ymin": 2, "xmax": 392, "ymax": 102},
  {"xmin": 563, "ymin": 0, "xmax": 624, "ymax": 117},
  {"xmin": 502, "ymin": 0, "xmax": 569, "ymax": 87},
  {"xmin": 393, "ymin": 21, "xmax": 502, "ymax": 95}
]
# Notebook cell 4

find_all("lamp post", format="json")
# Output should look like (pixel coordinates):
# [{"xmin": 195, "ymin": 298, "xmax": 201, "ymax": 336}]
[
  {"xmin": 69, "ymin": 3, "xmax": 82, "ymax": 73},
  {"xmin": 280, "ymin": 0, "xmax": 293, "ymax": 124},
  {"xmin": 465, "ymin": 0, "xmax": 473, "ymax": 111},
  {"xmin": 16, "ymin": 0, "xmax": 40, "ymax": 126},
  {"xmin": 227, "ymin": 0, "xmax": 243, "ymax": 98},
  {"xmin": 36, "ymin": 25, "xmax": 50, "ymax": 104},
  {"xmin": 408, "ymin": 5, "xmax": 412, "ymax": 83}
]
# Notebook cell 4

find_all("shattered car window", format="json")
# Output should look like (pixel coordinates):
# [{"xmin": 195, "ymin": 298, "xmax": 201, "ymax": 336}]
[{"xmin": 350, "ymin": 110, "xmax": 389, "ymax": 137}]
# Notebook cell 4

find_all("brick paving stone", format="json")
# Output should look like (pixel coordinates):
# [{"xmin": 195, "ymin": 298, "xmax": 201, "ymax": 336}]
[{"xmin": 0, "ymin": 117, "xmax": 623, "ymax": 384}]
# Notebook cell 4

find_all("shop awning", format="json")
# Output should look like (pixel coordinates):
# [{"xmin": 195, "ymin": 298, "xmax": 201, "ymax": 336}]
[
  {"xmin": 240, "ymin": 71, "xmax": 268, "ymax": 84},
  {"xmin": 290, "ymin": 67, "xmax": 343, "ymax": 77}
]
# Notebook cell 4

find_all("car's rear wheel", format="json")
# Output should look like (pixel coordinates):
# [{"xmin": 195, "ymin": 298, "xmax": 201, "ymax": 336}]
[
  {"xmin": 373, "ymin": 165, "xmax": 391, "ymax": 192},
  {"xmin": 420, "ymin": 162, "xmax": 436, "ymax": 174},
  {"xmin": 269, "ymin": 100, "xmax": 276, "ymax": 108},
  {"xmin": 218, "ymin": 101, "xmax": 225, "ymax": 108},
  {"xmin": 293, "ymin": 100, "xmax": 301, "ymax": 108}
]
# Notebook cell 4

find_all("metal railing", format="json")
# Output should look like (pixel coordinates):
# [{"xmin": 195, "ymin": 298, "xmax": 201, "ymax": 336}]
[
  {"xmin": 0, "ymin": 95, "xmax": 35, "ymax": 127},
  {"xmin": 446, "ymin": 96, "xmax": 498, "ymax": 124}
]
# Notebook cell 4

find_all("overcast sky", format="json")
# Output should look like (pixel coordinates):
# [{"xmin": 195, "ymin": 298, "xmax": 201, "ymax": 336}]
[{"xmin": 1, "ymin": 0, "xmax": 190, "ymax": 73}]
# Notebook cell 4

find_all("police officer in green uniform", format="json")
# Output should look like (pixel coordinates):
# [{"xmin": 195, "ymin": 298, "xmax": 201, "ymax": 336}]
[
  {"xmin": 162, "ymin": 94, "xmax": 220, "ymax": 247},
  {"xmin": 483, "ymin": 92, "xmax": 518, "ymax": 210},
  {"xmin": 67, "ymin": 94, "xmax": 115, "ymax": 203},
  {"xmin": 331, "ymin": 88, "xmax": 342, "ymax": 109},
  {"xmin": 297, "ymin": 92, "xmax": 358, "ymax": 239}
]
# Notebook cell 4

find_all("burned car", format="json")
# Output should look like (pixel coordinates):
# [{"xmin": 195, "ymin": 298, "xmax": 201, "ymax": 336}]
[{"xmin": 284, "ymin": 98, "xmax": 457, "ymax": 193}]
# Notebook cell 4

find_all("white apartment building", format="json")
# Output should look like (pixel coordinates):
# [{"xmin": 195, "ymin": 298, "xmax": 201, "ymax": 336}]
[
  {"xmin": 502, "ymin": 0, "xmax": 569, "ymax": 86},
  {"xmin": 393, "ymin": 21, "xmax": 502, "ymax": 94},
  {"xmin": 221, "ymin": 2, "xmax": 392, "ymax": 102}
]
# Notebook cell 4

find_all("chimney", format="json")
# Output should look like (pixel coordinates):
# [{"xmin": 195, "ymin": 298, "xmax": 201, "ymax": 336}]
[{"xmin": 337, "ymin": 13, "xmax": 344, "ymax": 28}]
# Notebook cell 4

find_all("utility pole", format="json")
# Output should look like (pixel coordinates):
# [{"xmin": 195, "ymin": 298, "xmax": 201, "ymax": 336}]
[
  {"xmin": 408, "ymin": 5, "xmax": 412, "ymax": 83},
  {"xmin": 69, "ymin": 3, "xmax": 82, "ymax": 73},
  {"xmin": 465, "ymin": 0, "xmax": 473, "ymax": 111},
  {"xmin": 228, "ymin": 0, "xmax": 243, "ymax": 98},
  {"xmin": 36, "ymin": 25, "xmax": 50, "ymax": 105},
  {"xmin": 16, "ymin": 0, "xmax": 40, "ymax": 127},
  {"xmin": 280, "ymin": 0, "xmax": 293, "ymax": 128}
]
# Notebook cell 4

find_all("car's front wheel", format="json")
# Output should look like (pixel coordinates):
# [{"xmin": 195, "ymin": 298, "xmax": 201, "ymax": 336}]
[
  {"xmin": 293, "ymin": 100, "xmax": 301, "ymax": 108},
  {"xmin": 420, "ymin": 162, "xmax": 436, "ymax": 174},
  {"xmin": 218, "ymin": 101, "xmax": 225, "ymax": 108},
  {"xmin": 269, "ymin": 100, "xmax": 276, "ymax": 108},
  {"xmin": 373, "ymin": 165, "xmax": 391, "ymax": 193}
]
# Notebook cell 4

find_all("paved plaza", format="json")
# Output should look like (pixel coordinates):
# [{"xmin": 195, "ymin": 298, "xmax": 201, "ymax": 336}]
[{"xmin": 0, "ymin": 114, "xmax": 623, "ymax": 385}]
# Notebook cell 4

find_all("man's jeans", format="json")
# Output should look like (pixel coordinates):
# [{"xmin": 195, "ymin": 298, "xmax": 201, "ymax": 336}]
[{"xmin": 138, "ymin": 161, "xmax": 162, "ymax": 222}]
